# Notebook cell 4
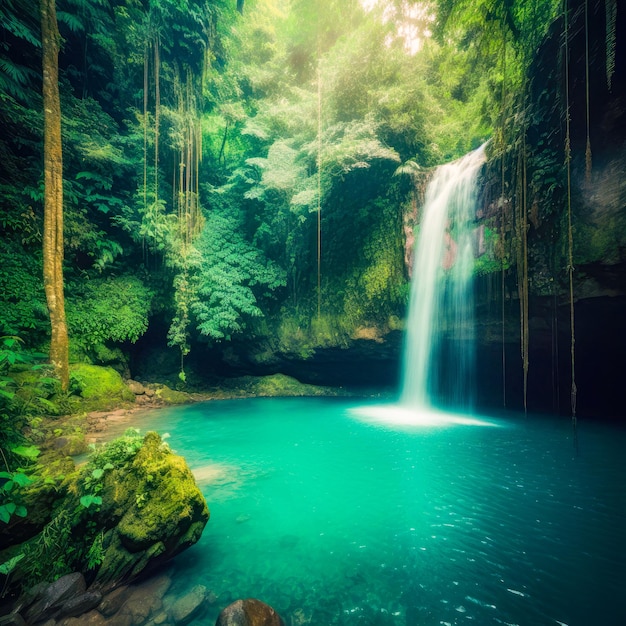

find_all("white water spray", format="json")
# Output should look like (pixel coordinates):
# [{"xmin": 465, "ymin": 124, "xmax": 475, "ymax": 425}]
[{"xmin": 400, "ymin": 145, "xmax": 486, "ymax": 410}]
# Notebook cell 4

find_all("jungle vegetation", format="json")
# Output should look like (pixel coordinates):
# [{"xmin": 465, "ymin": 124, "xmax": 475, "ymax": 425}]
[{"xmin": 0, "ymin": 0, "xmax": 614, "ymax": 390}]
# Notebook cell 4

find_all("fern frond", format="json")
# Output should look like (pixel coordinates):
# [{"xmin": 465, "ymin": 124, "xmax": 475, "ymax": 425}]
[
  {"xmin": 0, "ymin": 57, "xmax": 36, "ymax": 101},
  {"xmin": 57, "ymin": 11, "xmax": 85, "ymax": 34}
]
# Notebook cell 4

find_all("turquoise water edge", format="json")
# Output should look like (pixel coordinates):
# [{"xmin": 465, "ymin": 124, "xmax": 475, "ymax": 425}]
[{"xmin": 138, "ymin": 397, "xmax": 625, "ymax": 626}]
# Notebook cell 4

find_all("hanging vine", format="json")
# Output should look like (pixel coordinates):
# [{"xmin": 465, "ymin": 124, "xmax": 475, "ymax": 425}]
[
  {"xmin": 143, "ymin": 40, "xmax": 149, "ymax": 254},
  {"xmin": 154, "ymin": 36, "xmax": 160, "ymax": 214},
  {"xmin": 584, "ymin": 0, "xmax": 592, "ymax": 183},
  {"xmin": 499, "ymin": 25, "xmax": 508, "ymax": 408},
  {"xmin": 605, "ymin": 0, "xmax": 617, "ymax": 91},
  {"xmin": 563, "ymin": 0, "xmax": 577, "ymax": 425},
  {"xmin": 316, "ymin": 61, "xmax": 322, "ymax": 320},
  {"xmin": 514, "ymin": 137, "xmax": 529, "ymax": 415}
]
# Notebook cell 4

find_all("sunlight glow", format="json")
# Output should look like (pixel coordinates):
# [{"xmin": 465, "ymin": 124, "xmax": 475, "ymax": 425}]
[
  {"xmin": 348, "ymin": 404, "xmax": 499, "ymax": 428},
  {"xmin": 361, "ymin": 0, "xmax": 434, "ymax": 55}
]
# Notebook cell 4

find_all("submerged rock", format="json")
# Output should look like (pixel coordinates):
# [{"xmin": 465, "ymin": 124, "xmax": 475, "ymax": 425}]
[
  {"xmin": 216, "ymin": 599, "xmax": 285, "ymax": 626},
  {"xmin": 111, "ymin": 573, "xmax": 171, "ymax": 624},
  {"xmin": 98, "ymin": 585, "xmax": 133, "ymax": 617},
  {"xmin": 169, "ymin": 584, "xmax": 207, "ymax": 624}
]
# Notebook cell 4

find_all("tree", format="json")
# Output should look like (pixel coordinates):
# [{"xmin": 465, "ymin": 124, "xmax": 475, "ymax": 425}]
[{"xmin": 41, "ymin": 0, "xmax": 69, "ymax": 390}]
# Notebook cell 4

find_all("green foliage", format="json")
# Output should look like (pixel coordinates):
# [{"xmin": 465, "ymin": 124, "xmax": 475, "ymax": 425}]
[
  {"xmin": 18, "ymin": 428, "xmax": 144, "ymax": 585},
  {"xmin": 168, "ymin": 206, "xmax": 286, "ymax": 344},
  {"xmin": 0, "ymin": 470, "xmax": 32, "ymax": 523},
  {"xmin": 0, "ymin": 553, "xmax": 25, "ymax": 577},
  {"xmin": 87, "ymin": 428, "xmax": 144, "ymax": 469},
  {"xmin": 68, "ymin": 364, "xmax": 135, "ymax": 410},
  {"xmin": 0, "ymin": 336, "xmax": 50, "ymax": 467},
  {"xmin": 0, "ymin": 243, "xmax": 48, "ymax": 342},
  {"xmin": 66, "ymin": 275, "xmax": 154, "ymax": 356},
  {"xmin": 0, "ymin": 0, "xmax": 581, "ymax": 372}
]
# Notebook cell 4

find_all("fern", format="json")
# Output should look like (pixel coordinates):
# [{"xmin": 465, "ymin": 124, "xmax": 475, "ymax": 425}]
[
  {"xmin": 56, "ymin": 10, "xmax": 85, "ymax": 34},
  {"xmin": 605, "ymin": 0, "xmax": 617, "ymax": 91},
  {"xmin": 0, "ymin": 57, "xmax": 37, "ymax": 102},
  {"xmin": 0, "ymin": 3, "xmax": 41, "ymax": 48}
]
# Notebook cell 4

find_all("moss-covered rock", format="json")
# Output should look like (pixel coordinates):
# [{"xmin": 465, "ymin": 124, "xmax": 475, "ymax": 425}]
[
  {"xmin": 211, "ymin": 374, "xmax": 342, "ymax": 399},
  {"xmin": 245, "ymin": 373, "xmax": 332, "ymax": 397},
  {"xmin": 13, "ymin": 431, "xmax": 208, "ymax": 592},
  {"xmin": 154, "ymin": 385, "xmax": 194, "ymax": 405},
  {"xmin": 86, "ymin": 431, "xmax": 209, "ymax": 589},
  {"xmin": 69, "ymin": 364, "xmax": 135, "ymax": 411}
]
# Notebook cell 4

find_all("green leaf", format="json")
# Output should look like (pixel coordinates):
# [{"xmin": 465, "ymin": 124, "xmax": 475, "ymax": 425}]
[
  {"xmin": 0, "ymin": 502, "xmax": 16, "ymax": 522},
  {"xmin": 80, "ymin": 495, "xmax": 102, "ymax": 508},
  {"xmin": 12, "ymin": 473, "xmax": 33, "ymax": 487},
  {"xmin": 91, "ymin": 468, "xmax": 104, "ymax": 480},
  {"xmin": 11, "ymin": 445, "xmax": 40, "ymax": 460}
]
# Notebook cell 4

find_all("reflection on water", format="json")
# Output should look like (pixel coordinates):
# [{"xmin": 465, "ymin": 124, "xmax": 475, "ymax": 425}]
[
  {"xmin": 134, "ymin": 397, "xmax": 626, "ymax": 626},
  {"xmin": 349, "ymin": 403, "xmax": 499, "ymax": 428}
]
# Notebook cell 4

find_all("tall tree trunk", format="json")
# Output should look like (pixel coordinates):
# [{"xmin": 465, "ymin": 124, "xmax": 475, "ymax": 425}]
[{"xmin": 41, "ymin": 0, "xmax": 69, "ymax": 390}]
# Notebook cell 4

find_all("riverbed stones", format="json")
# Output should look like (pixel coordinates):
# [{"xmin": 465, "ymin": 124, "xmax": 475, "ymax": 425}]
[
  {"xmin": 112, "ymin": 573, "xmax": 171, "ymax": 624},
  {"xmin": 57, "ymin": 609, "xmax": 107, "ymax": 625},
  {"xmin": 215, "ymin": 599, "xmax": 285, "ymax": 626}
]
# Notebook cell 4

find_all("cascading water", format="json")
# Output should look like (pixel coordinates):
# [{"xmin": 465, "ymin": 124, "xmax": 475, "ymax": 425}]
[{"xmin": 400, "ymin": 144, "xmax": 486, "ymax": 411}]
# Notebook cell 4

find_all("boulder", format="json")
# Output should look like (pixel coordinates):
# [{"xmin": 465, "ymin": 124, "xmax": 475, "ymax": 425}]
[
  {"xmin": 216, "ymin": 599, "xmax": 285, "ymax": 626},
  {"xmin": 126, "ymin": 380, "xmax": 146, "ymax": 395},
  {"xmin": 10, "ymin": 433, "xmax": 208, "ymax": 600},
  {"xmin": 70, "ymin": 365, "xmax": 135, "ymax": 411},
  {"xmin": 90, "ymin": 433, "xmax": 209, "ymax": 589},
  {"xmin": 56, "ymin": 591, "xmax": 103, "ymax": 619},
  {"xmin": 23, "ymin": 573, "xmax": 86, "ymax": 623},
  {"xmin": 111, "ymin": 574, "xmax": 171, "ymax": 625},
  {"xmin": 155, "ymin": 386, "xmax": 193, "ymax": 406}
]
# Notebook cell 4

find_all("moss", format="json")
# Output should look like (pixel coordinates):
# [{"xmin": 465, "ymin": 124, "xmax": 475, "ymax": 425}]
[
  {"xmin": 69, "ymin": 364, "xmax": 134, "ymax": 411},
  {"xmin": 116, "ymin": 434, "xmax": 207, "ymax": 551},
  {"xmin": 155, "ymin": 385, "xmax": 193, "ymax": 405}
]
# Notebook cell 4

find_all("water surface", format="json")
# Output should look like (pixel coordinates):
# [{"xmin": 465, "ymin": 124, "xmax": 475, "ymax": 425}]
[{"xmin": 139, "ymin": 398, "xmax": 625, "ymax": 626}]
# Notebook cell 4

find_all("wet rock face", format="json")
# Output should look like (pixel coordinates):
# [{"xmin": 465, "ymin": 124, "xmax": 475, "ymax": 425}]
[{"xmin": 216, "ymin": 599, "xmax": 285, "ymax": 626}]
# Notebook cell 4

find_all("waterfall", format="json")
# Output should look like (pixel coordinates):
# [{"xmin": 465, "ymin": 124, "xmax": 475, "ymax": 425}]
[{"xmin": 400, "ymin": 145, "xmax": 486, "ymax": 411}]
